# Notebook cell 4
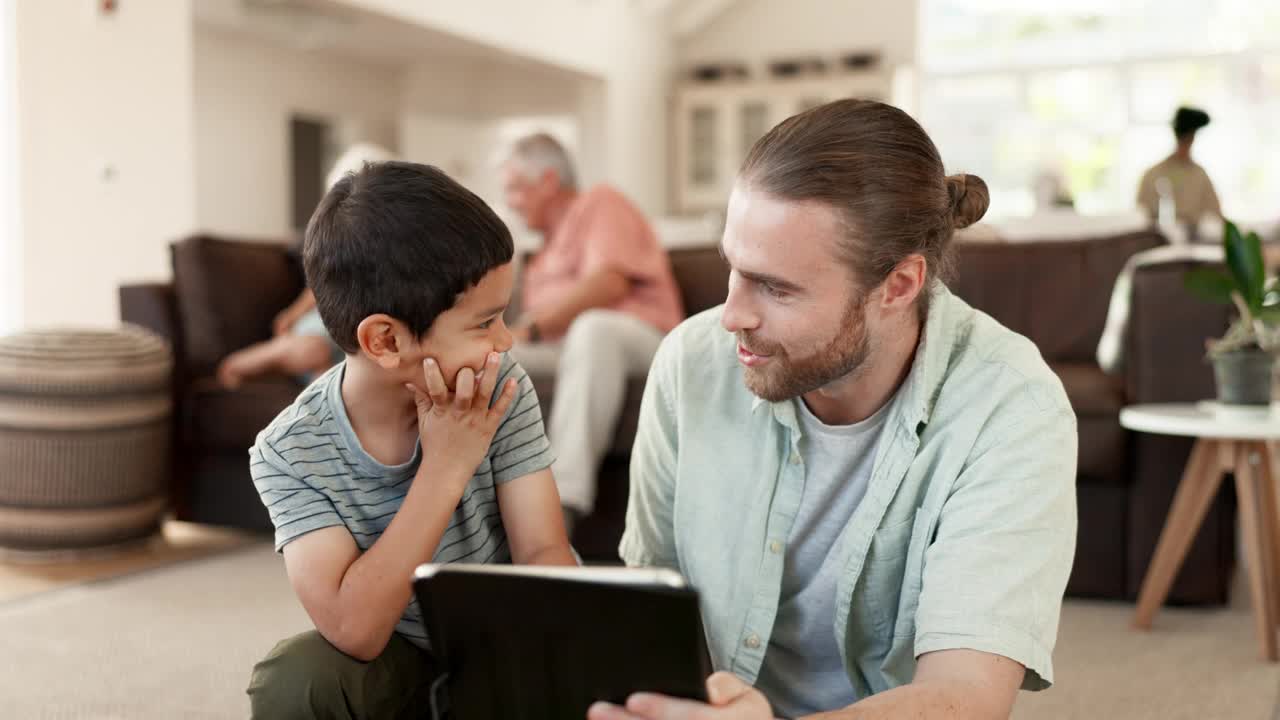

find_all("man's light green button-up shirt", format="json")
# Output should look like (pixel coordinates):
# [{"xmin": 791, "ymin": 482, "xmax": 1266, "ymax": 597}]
[{"xmin": 620, "ymin": 286, "xmax": 1078, "ymax": 699}]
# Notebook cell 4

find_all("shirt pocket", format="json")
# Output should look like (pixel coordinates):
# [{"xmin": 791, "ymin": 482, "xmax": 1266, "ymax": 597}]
[
  {"xmin": 860, "ymin": 511, "xmax": 919, "ymax": 637},
  {"xmin": 892, "ymin": 512, "xmax": 936, "ymax": 641}
]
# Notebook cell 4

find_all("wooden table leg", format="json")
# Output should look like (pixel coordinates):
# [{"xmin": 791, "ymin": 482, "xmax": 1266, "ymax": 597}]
[
  {"xmin": 1234, "ymin": 441, "xmax": 1279, "ymax": 661},
  {"xmin": 1134, "ymin": 439, "xmax": 1227, "ymax": 629},
  {"xmin": 1262, "ymin": 441, "xmax": 1280, "ymax": 624}
]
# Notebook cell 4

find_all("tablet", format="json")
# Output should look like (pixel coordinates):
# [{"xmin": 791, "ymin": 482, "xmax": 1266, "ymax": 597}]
[{"xmin": 413, "ymin": 563, "xmax": 712, "ymax": 720}]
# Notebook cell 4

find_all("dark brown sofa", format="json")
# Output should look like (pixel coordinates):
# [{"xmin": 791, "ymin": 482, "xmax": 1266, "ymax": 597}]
[
  {"xmin": 949, "ymin": 230, "xmax": 1234, "ymax": 605},
  {"xmin": 122, "ymin": 230, "xmax": 1234, "ymax": 603}
]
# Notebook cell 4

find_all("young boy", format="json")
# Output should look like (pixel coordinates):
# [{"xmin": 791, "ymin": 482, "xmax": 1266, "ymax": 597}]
[{"xmin": 246, "ymin": 161, "xmax": 577, "ymax": 719}]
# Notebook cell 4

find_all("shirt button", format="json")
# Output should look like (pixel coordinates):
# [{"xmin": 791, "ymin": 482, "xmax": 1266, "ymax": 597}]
[
  {"xmin": 769, "ymin": 540, "xmax": 783, "ymax": 554},
  {"xmin": 744, "ymin": 633, "xmax": 761, "ymax": 649}
]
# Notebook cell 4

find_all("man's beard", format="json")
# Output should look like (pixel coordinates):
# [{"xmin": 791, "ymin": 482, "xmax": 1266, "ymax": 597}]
[{"xmin": 739, "ymin": 297, "xmax": 871, "ymax": 403}]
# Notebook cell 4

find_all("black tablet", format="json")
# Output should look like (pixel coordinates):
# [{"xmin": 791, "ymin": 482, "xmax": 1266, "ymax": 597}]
[{"xmin": 412, "ymin": 563, "xmax": 712, "ymax": 720}]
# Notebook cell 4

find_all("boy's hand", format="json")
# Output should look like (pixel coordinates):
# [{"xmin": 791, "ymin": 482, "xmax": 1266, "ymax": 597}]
[{"xmin": 406, "ymin": 352, "xmax": 518, "ymax": 484}]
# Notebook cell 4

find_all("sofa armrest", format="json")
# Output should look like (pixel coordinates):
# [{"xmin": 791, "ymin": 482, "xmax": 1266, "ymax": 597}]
[
  {"xmin": 120, "ymin": 283, "xmax": 181, "ymax": 350},
  {"xmin": 1123, "ymin": 260, "xmax": 1230, "ymax": 404}
]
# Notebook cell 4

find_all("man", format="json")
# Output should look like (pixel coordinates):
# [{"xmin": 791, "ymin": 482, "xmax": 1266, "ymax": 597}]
[
  {"xmin": 1137, "ymin": 106, "xmax": 1222, "ymax": 232},
  {"xmin": 502, "ymin": 133, "xmax": 684, "ymax": 533},
  {"xmin": 594, "ymin": 100, "xmax": 1077, "ymax": 719}
]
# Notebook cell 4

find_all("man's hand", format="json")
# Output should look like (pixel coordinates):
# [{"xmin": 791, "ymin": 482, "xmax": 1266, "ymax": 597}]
[
  {"xmin": 405, "ymin": 352, "xmax": 518, "ymax": 483},
  {"xmin": 587, "ymin": 672, "xmax": 774, "ymax": 720}
]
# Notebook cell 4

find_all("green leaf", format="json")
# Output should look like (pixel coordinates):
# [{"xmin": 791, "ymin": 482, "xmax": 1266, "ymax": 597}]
[
  {"xmin": 1184, "ymin": 268, "xmax": 1237, "ymax": 305},
  {"xmin": 1223, "ymin": 220, "xmax": 1266, "ymax": 313},
  {"xmin": 1246, "ymin": 231, "xmax": 1266, "ymax": 304}
]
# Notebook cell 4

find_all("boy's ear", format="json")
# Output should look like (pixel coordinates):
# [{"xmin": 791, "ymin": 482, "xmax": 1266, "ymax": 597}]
[{"xmin": 355, "ymin": 314, "xmax": 410, "ymax": 370}]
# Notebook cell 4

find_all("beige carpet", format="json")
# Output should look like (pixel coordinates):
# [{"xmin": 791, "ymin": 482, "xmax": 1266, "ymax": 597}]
[
  {"xmin": 0, "ymin": 538, "xmax": 310, "ymax": 719},
  {"xmin": 1013, "ymin": 571, "xmax": 1280, "ymax": 720},
  {"xmin": 0, "ymin": 520, "xmax": 258, "ymax": 604},
  {"xmin": 0, "ymin": 539, "xmax": 1277, "ymax": 719}
]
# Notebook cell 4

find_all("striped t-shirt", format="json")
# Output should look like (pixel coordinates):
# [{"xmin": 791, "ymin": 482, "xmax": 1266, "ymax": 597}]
[{"xmin": 249, "ymin": 353, "xmax": 554, "ymax": 649}]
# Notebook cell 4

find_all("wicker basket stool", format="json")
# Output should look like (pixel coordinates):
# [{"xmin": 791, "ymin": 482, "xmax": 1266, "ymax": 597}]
[{"xmin": 0, "ymin": 326, "xmax": 172, "ymax": 552}]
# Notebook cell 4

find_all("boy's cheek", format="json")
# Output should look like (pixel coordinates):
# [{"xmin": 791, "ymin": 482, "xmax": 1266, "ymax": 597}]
[
  {"xmin": 438, "ymin": 364, "xmax": 462, "ymax": 391},
  {"xmin": 429, "ymin": 347, "xmax": 492, "ymax": 391}
]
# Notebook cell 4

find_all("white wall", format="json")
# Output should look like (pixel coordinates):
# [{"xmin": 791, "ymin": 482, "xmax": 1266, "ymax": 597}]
[
  {"xmin": 596, "ymin": 7, "xmax": 673, "ymax": 217},
  {"xmin": 193, "ymin": 27, "xmax": 401, "ymax": 239},
  {"xmin": 679, "ymin": 0, "xmax": 919, "ymax": 71},
  {"xmin": 0, "ymin": 0, "xmax": 19, "ymax": 335},
  {"xmin": 340, "ymin": 0, "xmax": 618, "ymax": 77},
  {"xmin": 344, "ymin": 0, "xmax": 675, "ymax": 216},
  {"xmin": 397, "ymin": 58, "xmax": 591, "ymax": 205},
  {"xmin": 16, "ymin": 0, "xmax": 196, "ymax": 328}
]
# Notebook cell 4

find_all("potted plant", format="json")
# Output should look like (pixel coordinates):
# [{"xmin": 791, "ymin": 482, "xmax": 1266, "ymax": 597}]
[{"xmin": 1184, "ymin": 221, "xmax": 1280, "ymax": 408}]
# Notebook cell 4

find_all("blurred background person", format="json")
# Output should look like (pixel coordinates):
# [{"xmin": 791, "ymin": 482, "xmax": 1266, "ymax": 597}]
[
  {"xmin": 500, "ymin": 133, "xmax": 684, "ymax": 534},
  {"xmin": 216, "ymin": 142, "xmax": 396, "ymax": 389},
  {"xmin": 1136, "ymin": 106, "xmax": 1222, "ymax": 240}
]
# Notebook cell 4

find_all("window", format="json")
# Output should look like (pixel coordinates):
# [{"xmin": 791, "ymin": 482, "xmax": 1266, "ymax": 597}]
[
  {"xmin": 740, "ymin": 101, "xmax": 769, "ymax": 158},
  {"xmin": 920, "ymin": 0, "xmax": 1280, "ymax": 222},
  {"xmin": 690, "ymin": 107, "xmax": 718, "ymax": 186}
]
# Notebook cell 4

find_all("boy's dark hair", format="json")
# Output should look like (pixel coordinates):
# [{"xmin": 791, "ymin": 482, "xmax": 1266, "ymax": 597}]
[{"xmin": 303, "ymin": 161, "xmax": 514, "ymax": 354}]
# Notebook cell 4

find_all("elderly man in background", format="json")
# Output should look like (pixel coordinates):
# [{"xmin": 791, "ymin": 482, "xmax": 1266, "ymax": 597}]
[{"xmin": 501, "ymin": 133, "xmax": 684, "ymax": 534}]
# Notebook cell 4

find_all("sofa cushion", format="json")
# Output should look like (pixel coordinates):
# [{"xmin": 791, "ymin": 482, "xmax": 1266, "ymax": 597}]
[
  {"xmin": 669, "ymin": 246, "xmax": 729, "ymax": 317},
  {"xmin": 1053, "ymin": 361, "xmax": 1123, "ymax": 416},
  {"xmin": 171, "ymin": 235, "xmax": 304, "ymax": 377},
  {"xmin": 184, "ymin": 375, "xmax": 302, "ymax": 452},
  {"xmin": 1051, "ymin": 361, "xmax": 1125, "ymax": 484},
  {"xmin": 951, "ymin": 231, "xmax": 1164, "ymax": 363}
]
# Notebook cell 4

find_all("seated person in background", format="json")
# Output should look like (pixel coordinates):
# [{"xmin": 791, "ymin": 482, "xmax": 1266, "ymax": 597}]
[
  {"xmin": 1137, "ymin": 106, "xmax": 1222, "ymax": 235},
  {"xmin": 215, "ymin": 286, "xmax": 337, "ymax": 389},
  {"xmin": 246, "ymin": 161, "xmax": 576, "ymax": 719},
  {"xmin": 217, "ymin": 142, "xmax": 395, "ymax": 389},
  {"xmin": 501, "ymin": 133, "xmax": 684, "ymax": 534}
]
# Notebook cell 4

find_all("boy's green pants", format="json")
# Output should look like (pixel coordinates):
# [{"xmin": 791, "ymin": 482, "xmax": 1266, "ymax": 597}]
[{"xmin": 247, "ymin": 630, "xmax": 440, "ymax": 719}]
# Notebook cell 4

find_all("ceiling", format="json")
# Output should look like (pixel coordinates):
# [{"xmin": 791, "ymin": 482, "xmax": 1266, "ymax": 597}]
[
  {"xmin": 194, "ymin": 0, "xmax": 744, "ymax": 69},
  {"xmin": 192, "ymin": 0, "xmax": 567, "ymax": 72}
]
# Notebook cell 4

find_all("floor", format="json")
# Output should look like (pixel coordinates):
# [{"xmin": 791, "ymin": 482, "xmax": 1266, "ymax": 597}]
[
  {"xmin": 0, "ymin": 520, "xmax": 257, "ymax": 604},
  {"xmin": 1, "ymin": 523, "xmax": 1277, "ymax": 719}
]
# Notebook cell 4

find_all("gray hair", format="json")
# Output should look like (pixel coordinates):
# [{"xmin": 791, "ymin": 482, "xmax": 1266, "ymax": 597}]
[{"xmin": 508, "ymin": 133, "xmax": 577, "ymax": 190}]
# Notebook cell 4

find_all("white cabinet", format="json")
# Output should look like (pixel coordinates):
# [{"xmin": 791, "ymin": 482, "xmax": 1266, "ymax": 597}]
[{"xmin": 672, "ymin": 73, "xmax": 893, "ymax": 214}]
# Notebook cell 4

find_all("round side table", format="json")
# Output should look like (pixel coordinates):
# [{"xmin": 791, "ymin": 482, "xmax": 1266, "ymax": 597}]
[{"xmin": 1121, "ymin": 403, "xmax": 1280, "ymax": 661}]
